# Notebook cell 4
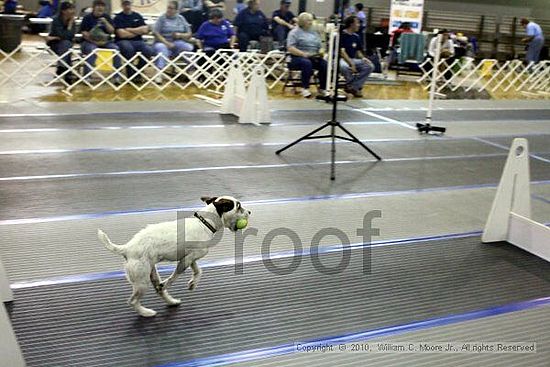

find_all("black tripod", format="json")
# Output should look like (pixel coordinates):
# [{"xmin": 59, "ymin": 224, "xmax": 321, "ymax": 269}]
[{"xmin": 275, "ymin": 13, "xmax": 382, "ymax": 180}]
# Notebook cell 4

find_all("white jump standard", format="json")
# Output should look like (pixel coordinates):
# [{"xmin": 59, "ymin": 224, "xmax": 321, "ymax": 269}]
[{"xmin": 482, "ymin": 138, "xmax": 550, "ymax": 262}]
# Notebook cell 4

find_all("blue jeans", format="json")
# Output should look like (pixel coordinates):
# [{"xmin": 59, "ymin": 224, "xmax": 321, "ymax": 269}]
[
  {"xmin": 49, "ymin": 39, "xmax": 72, "ymax": 70},
  {"xmin": 340, "ymin": 59, "xmax": 372, "ymax": 92},
  {"xmin": 273, "ymin": 24, "xmax": 289, "ymax": 44},
  {"xmin": 288, "ymin": 56, "xmax": 327, "ymax": 90},
  {"xmin": 153, "ymin": 41, "xmax": 194, "ymax": 69},
  {"xmin": 117, "ymin": 39, "xmax": 155, "ymax": 77},
  {"xmin": 237, "ymin": 31, "xmax": 261, "ymax": 52},
  {"xmin": 81, "ymin": 41, "xmax": 121, "ymax": 77},
  {"xmin": 526, "ymin": 37, "xmax": 544, "ymax": 63}
]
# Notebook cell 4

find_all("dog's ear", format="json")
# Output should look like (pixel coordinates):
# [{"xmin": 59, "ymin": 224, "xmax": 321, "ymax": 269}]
[
  {"xmin": 201, "ymin": 196, "xmax": 218, "ymax": 205},
  {"xmin": 213, "ymin": 198, "xmax": 235, "ymax": 216}
]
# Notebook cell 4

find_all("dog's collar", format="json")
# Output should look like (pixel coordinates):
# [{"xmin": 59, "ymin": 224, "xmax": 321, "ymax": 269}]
[{"xmin": 194, "ymin": 212, "xmax": 217, "ymax": 234}]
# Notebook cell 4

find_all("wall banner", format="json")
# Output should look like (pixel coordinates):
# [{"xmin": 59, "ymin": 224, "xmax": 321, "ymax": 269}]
[
  {"xmin": 111, "ymin": 0, "xmax": 168, "ymax": 16},
  {"xmin": 388, "ymin": 0, "xmax": 424, "ymax": 34}
]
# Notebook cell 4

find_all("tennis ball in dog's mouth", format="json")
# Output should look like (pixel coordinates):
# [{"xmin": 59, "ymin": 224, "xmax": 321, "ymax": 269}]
[{"xmin": 236, "ymin": 218, "xmax": 248, "ymax": 229}]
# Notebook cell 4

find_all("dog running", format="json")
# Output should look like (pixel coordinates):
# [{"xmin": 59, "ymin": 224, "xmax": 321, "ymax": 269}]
[{"xmin": 98, "ymin": 196, "xmax": 250, "ymax": 317}]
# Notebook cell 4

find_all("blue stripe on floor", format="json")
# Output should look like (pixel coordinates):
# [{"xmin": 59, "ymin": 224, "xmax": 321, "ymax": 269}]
[
  {"xmin": 154, "ymin": 296, "xmax": 550, "ymax": 367},
  {"xmin": 10, "ymin": 230, "xmax": 482, "ymax": 289},
  {"xmin": 2, "ymin": 180, "xmax": 550, "ymax": 226}
]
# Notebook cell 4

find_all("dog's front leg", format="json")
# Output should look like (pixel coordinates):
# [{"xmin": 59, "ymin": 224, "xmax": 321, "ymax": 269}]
[
  {"xmin": 188, "ymin": 261, "xmax": 202, "ymax": 291},
  {"xmin": 159, "ymin": 256, "xmax": 191, "ymax": 290}
]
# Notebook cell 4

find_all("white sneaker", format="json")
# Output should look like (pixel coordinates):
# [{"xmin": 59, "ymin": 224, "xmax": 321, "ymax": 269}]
[
  {"xmin": 318, "ymin": 89, "xmax": 330, "ymax": 97},
  {"xmin": 154, "ymin": 74, "xmax": 163, "ymax": 84},
  {"xmin": 301, "ymin": 89, "xmax": 312, "ymax": 98}
]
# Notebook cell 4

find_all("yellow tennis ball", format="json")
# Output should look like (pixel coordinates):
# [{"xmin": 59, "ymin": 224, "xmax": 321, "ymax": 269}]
[{"xmin": 236, "ymin": 218, "xmax": 248, "ymax": 229}]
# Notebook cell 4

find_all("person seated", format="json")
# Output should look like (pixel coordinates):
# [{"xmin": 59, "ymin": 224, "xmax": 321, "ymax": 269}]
[
  {"xmin": 114, "ymin": 0, "xmax": 154, "ymax": 81},
  {"xmin": 286, "ymin": 12, "xmax": 328, "ymax": 98},
  {"xmin": 271, "ymin": 0, "xmax": 296, "ymax": 45},
  {"xmin": 428, "ymin": 29, "xmax": 454, "ymax": 59},
  {"xmin": 428, "ymin": 29, "xmax": 455, "ymax": 80},
  {"xmin": 80, "ymin": 0, "xmax": 122, "ymax": 83},
  {"xmin": 179, "ymin": 0, "xmax": 204, "ymax": 33},
  {"xmin": 153, "ymin": 1, "xmax": 194, "ymax": 81},
  {"xmin": 196, "ymin": 8, "xmax": 235, "ymax": 55},
  {"xmin": 233, "ymin": 0, "xmax": 246, "ymax": 15},
  {"xmin": 354, "ymin": 3, "xmax": 366, "ymax": 34},
  {"xmin": 37, "ymin": 0, "xmax": 57, "ymax": 18},
  {"xmin": 390, "ymin": 22, "xmax": 413, "ymax": 48},
  {"xmin": 29, "ymin": 0, "xmax": 58, "ymax": 33},
  {"xmin": 234, "ymin": 0, "xmax": 268, "ymax": 52},
  {"xmin": 2, "ymin": 0, "xmax": 17, "ymax": 14},
  {"xmin": 46, "ymin": 1, "xmax": 75, "ymax": 83},
  {"xmin": 204, "ymin": 0, "xmax": 225, "ymax": 13},
  {"xmin": 340, "ymin": 16, "xmax": 372, "ymax": 98}
]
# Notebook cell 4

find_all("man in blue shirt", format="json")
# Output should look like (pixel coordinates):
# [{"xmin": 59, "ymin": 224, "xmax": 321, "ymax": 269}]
[
  {"xmin": 520, "ymin": 18, "xmax": 545, "ymax": 63},
  {"xmin": 196, "ymin": 8, "xmax": 235, "ymax": 54},
  {"xmin": 114, "ymin": 0, "xmax": 155, "ymax": 80},
  {"xmin": 271, "ymin": 0, "xmax": 296, "ymax": 44},
  {"xmin": 340, "ymin": 16, "xmax": 373, "ymax": 97},
  {"xmin": 234, "ymin": 0, "xmax": 268, "ymax": 51},
  {"xmin": 80, "ymin": 0, "xmax": 122, "ymax": 83}
]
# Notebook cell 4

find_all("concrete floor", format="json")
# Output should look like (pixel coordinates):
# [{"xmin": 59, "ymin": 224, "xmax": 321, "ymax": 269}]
[{"xmin": 0, "ymin": 98, "xmax": 549, "ymax": 366}]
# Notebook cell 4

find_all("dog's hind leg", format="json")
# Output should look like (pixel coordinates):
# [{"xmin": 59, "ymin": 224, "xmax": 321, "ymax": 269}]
[
  {"xmin": 150, "ymin": 266, "xmax": 181, "ymax": 306},
  {"xmin": 187, "ymin": 261, "xmax": 202, "ymax": 291},
  {"xmin": 125, "ymin": 259, "xmax": 157, "ymax": 317}
]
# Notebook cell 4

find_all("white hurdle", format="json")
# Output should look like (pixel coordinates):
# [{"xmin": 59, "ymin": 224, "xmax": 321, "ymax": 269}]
[
  {"xmin": 0, "ymin": 256, "xmax": 26, "ymax": 367},
  {"xmin": 482, "ymin": 138, "xmax": 550, "ymax": 262}
]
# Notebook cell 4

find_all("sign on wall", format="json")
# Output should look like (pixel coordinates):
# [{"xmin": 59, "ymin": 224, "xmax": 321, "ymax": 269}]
[
  {"xmin": 111, "ymin": 0, "xmax": 168, "ymax": 15},
  {"xmin": 388, "ymin": 0, "xmax": 424, "ymax": 34}
]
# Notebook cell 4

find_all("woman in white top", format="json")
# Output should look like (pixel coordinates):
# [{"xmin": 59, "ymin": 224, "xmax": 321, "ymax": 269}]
[{"xmin": 428, "ymin": 29, "xmax": 455, "ymax": 59}]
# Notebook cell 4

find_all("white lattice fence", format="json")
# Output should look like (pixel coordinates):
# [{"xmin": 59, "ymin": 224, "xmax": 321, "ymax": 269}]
[
  {"xmin": 0, "ymin": 45, "xmax": 287, "ymax": 96},
  {"xmin": 417, "ymin": 57, "xmax": 550, "ymax": 97}
]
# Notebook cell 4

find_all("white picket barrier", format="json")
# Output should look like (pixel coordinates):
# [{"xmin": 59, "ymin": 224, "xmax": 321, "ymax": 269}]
[
  {"xmin": 0, "ymin": 45, "xmax": 287, "ymax": 97},
  {"xmin": 416, "ymin": 57, "xmax": 550, "ymax": 97},
  {"xmin": 482, "ymin": 138, "xmax": 550, "ymax": 262}
]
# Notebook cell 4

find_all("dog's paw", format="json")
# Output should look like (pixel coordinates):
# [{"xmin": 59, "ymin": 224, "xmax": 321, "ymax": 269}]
[
  {"xmin": 161, "ymin": 291, "xmax": 182, "ymax": 306},
  {"xmin": 188, "ymin": 278, "xmax": 199, "ymax": 291},
  {"xmin": 138, "ymin": 307, "xmax": 157, "ymax": 318}
]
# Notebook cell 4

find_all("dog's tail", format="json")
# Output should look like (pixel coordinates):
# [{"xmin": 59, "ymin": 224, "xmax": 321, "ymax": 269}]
[{"xmin": 98, "ymin": 229, "xmax": 126, "ymax": 256}]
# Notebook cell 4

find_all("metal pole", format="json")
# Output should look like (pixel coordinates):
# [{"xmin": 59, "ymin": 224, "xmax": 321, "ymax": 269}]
[{"xmin": 426, "ymin": 34, "xmax": 442, "ymax": 124}]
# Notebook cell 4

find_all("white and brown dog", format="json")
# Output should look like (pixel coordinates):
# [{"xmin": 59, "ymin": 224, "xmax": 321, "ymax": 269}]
[{"xmin": 98, "ymin": 196, "xmax": 250, "ymax": 317}]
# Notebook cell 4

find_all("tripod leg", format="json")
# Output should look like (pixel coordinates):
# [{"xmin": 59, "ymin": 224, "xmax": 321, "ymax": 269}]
[
  {"xmin": 330, "ymin": 123, "xmax": 336, "ymax": 180},
  {"xmin": 337, "ymin": 123, "xmax": 382, "ymax": 161},
  {"xmin": 275, "ymin": 122, "xmax": 331, "ymax": 155}
]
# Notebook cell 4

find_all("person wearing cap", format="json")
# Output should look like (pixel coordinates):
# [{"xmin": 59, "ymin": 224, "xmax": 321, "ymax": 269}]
[
  {"xmin": 271, "ymin": 0, "xmax": 296, "ymax": 44},
  {"xmin": 46, "ymin": 1, "xmax": 76, "ymax": 83},
  {"xmin": 234, "ymin": 0, "xmax": 268, "ymax": 52},
  {"xmin": 340, "ymin": 15, "xmax": 372, "ymax": 98},
  {"xmin": 286, "ymin": 12, "xmax": 329, "ymax": 98},
  {"xmin": 80, "ymin": 0, "xmax": 122, "ymax": 83},
  {"xmin": 153, "ymin": 1, "xmax": 195, "ymax": 80},
  {"xmin": 114, "ymin": 0, "xmax": 155, "ymax": 81},
  {"xmin": 520, "ymin": 18, "xmax": 545, "ymax": 63},
  {"xmin": 195, "ymin": 8, "xmax": 235, "ymax": 54}
]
